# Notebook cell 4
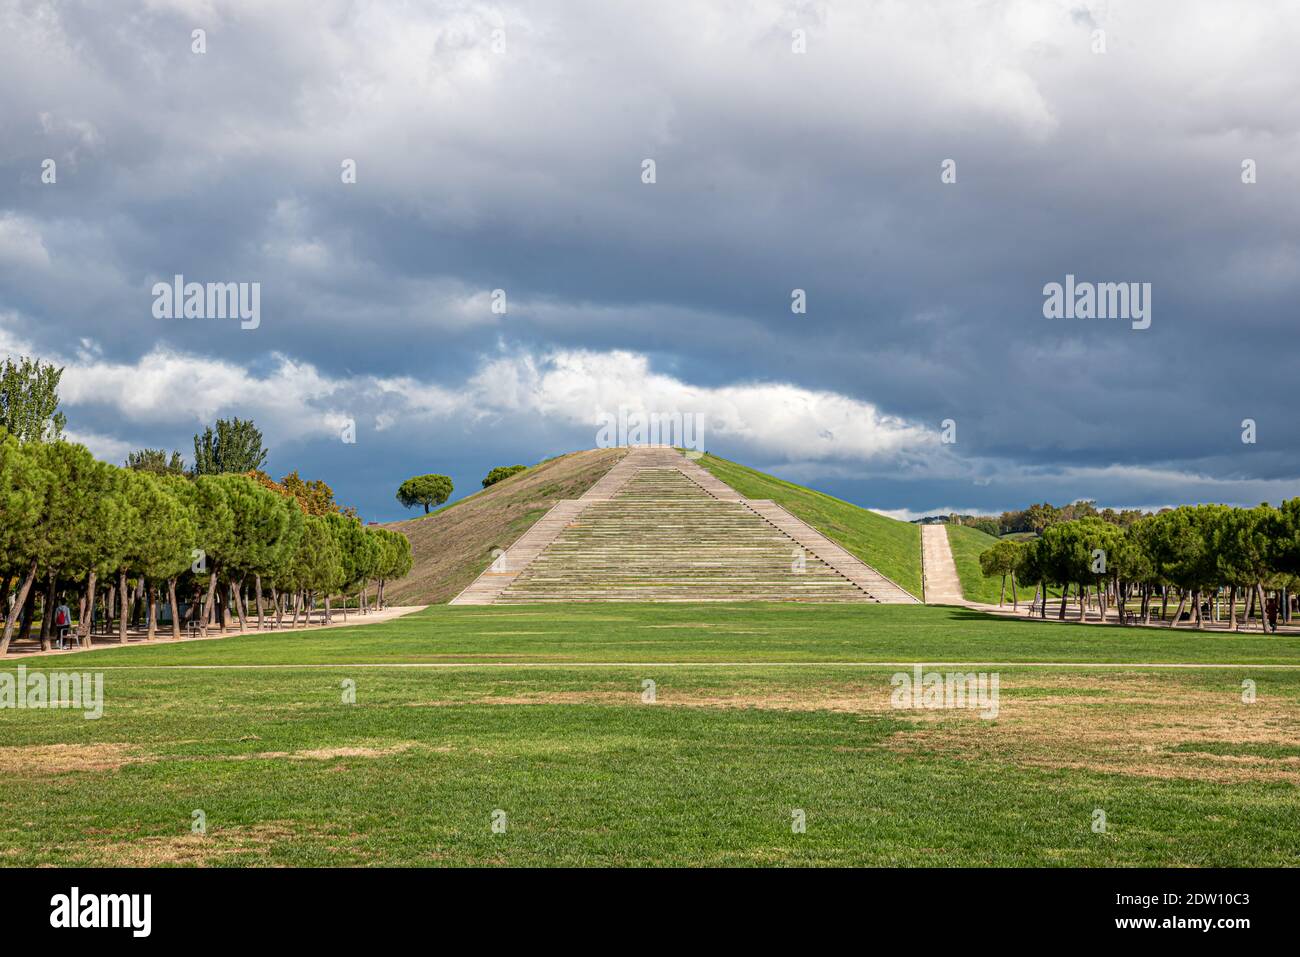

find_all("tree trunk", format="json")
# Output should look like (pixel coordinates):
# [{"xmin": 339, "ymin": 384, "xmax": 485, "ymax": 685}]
[
  {"xmin": 0, "ymin": 559, "xmax": 39, "ymax": 655},
  {"xmin": 39, "ymin": 570, "xmax": 57, "ymax": 651},
  {"xmin": 1170, "ymin": 591, "xmax": 1187, "ymax": 628},
  {"xmin": 200, "ymin": 567, "xmax": 220, "ymax": 637},
  {"xmin": 222, "ymin": 582, "xmax": 235, "ymax": 631},
  {"xmin": 77, "ymin": 569, "xmax": 98, "ymax": 649},
  {"xmin": 19, "ymin": 586, "xmax": 36, "ymax": 642},
  {"xmin": 232, "ymin": 579, "xmax": 247, "ymax": 633},
  {"xmin": 118, "ymin": 568, "xmax": 130, "ymax": 643},
  {"xmin": 254, "ymin": 575, "xmax": 265, "ymax": 631},
  {"xmin": 1160, "ymin": 586, "xmax": 1169, "ymax": 623},
  {"xmin": 1228, "ymin": 587, "xmax": 1238, "ymax": 631},
  {"xmin": 128, "ymin": 577, "xmax": 144, "ymax": 629},
  {"xmin": 146, "ymin": 581, "xmax": 157, "ymax": 640},
  {"xmin": 167, "ymin": 578, "xmax": 181, "ymax": 639}
]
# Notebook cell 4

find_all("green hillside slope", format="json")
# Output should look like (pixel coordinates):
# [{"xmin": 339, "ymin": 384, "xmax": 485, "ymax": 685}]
[
  {"xmin": 383, "ymin": 448, "xmax": 627, "ymax": 604},
  {"xmin": 694, "ymin": 454, "xmax": 922, "ymax": 598},
  {"xmin": 944, "ymin": 524, "xmax": 1004, "ymax": 604},
  {"xmin": 946, "ymin": 524, "xmax": 1048, "ymax": 605}
]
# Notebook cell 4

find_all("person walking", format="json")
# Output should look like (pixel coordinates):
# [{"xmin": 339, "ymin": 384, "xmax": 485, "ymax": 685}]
[
  {"xmin": 53, "ymin": 599, "xmax": 73, "ymax": 649},
  {"xmin": 1265, "ymin": 596, "xmax": 1279, "ymax": 634}
]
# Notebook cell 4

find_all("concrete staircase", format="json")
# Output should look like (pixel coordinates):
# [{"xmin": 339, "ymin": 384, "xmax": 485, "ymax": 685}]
[
  {"xmin": 451, "ymin": 447, "xmax": 920, "ymax": 604},
  {"xmin": 746, "ymin": 500, "xmax": 918, "ymax": 603}
]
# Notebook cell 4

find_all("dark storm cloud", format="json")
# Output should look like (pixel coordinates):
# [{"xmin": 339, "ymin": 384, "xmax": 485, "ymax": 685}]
[{"xmin": 2, "ymin": 0, "xmax": 1299, "ymax": 520}]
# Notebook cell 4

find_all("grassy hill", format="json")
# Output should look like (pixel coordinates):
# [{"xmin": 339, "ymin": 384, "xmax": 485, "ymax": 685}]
[
  {"xmin": 946, "ymin": 524, "xmax": 1050, "ymax": 605},
  {"xmin": 383, "ymin": 448, "xmax": 627, "ymax": 604},
  {"xmin": 944, "ymin": 524, "xmax": 1003, "ymax": 604},
  {"xmin": 694, "ymin": 454, "xmax": 922, "ymax": 598}
]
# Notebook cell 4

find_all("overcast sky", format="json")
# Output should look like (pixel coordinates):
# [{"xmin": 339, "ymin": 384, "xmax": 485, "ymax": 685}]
[{"xmin": 3, "ymin": 0, "xmax": 1298, "ymax": 521}]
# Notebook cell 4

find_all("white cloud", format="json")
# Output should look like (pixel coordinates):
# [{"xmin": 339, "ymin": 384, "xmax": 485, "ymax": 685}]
[
  {"xmin": 382, "ymin": 347, "xmax": 939, "ymax": 463},
  {"xmin": 873, "ymin": 506, "xmax": 975, "ymax": 522},
  {"xmin": 5, "ymin": 304, "xmax": 938, "ymax": 465},
  {"xmin": 61, "ymin": 428, "xmax": 132, "ymax": 464}
]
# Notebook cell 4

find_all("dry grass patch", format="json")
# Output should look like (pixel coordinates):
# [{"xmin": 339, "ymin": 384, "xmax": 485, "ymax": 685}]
[
  {"xmin": 407, "ymin": 672, "xmax": 1300, "ymax": 783},
  {"xmin": 0, "ymin": 743, "xmax": 149, "ymax": 775},
  {"xmin": 70, "ymin": 822, "xmax": 337, "ymax": 866},
  {"xmin": 886, "ymin": 672, "xmax": 1300, "ymax": 783},
  {"xmin": 240, "ymin": 742, "xmax": 425, "ymax": 761}
]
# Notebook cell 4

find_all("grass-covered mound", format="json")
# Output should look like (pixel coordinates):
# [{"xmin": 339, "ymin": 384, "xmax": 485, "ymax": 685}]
[
  {"xmin": 384, "ymin": 448, "xmax": 627, "ymax": 604},
  {"xmin": 695, "ymin": 453, "xmax": 922, "ymax": 598}
]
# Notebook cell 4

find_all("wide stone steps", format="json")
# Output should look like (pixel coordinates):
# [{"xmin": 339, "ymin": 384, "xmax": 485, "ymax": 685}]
[
  {"xmin": 448, "ymin": 500, "xmax": 592, "ymax": 604},
  {"xmin": 745, "ymin": 500, "xmax": 920, "ymax": 604},
  {"xmin": 451, "ymin": 446, "xmax": 920, "ymax": 604}
]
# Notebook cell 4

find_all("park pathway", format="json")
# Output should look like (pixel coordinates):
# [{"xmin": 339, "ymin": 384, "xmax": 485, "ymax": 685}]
[{"xmin": 921, "ymin": 525, "xmax": 965, "ymax": 604}]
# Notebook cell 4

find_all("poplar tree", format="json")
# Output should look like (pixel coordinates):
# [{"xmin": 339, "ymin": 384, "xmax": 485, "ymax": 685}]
[
  {"xmin": 192, "ymin": 417, "xmax": 268, "ymax": 475},
  {"xmin": 0, "ymin": 356, "xmax": 66, "ymax": 443}
]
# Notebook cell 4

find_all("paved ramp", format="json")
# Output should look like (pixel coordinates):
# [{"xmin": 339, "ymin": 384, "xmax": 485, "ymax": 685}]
[{"xmin": 921, "ymin": 524, "xmax": 965, "ymax": 604}]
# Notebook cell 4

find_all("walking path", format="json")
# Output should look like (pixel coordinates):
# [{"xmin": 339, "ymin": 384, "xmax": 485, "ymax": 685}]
[
  {"xmin": 2, "ymin": 605, "xmax": 427, "ymax": 660},
  {"xmin": 921, "ymin": 524, "xmax": 964, "ymax": 604},
  {"xmin": 61, "ymin": 660, "xmax": 1300, "ymax": 671}
]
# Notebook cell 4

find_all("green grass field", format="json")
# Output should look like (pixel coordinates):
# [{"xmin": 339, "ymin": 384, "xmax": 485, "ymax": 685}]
[
  {"xmin": 3, "ymin": 605, "xmax": 1298, "ymax": 867},
  {"xmin": 696, "ymin": 454, "xmax": 923, "ymax": 598}
]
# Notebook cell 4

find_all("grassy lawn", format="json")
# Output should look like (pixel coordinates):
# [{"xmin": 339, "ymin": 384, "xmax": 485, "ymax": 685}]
[
  {"xmin": 3, "ymin": 606, "xmax": 1298, "ymax": 867},
  {"xmin": 45, "ymin": 603, "xmax": 1300, "ymax": 667},
  {"xmin": 696, "ymin": 454, "xmax": 923, "ymax": 598}
]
